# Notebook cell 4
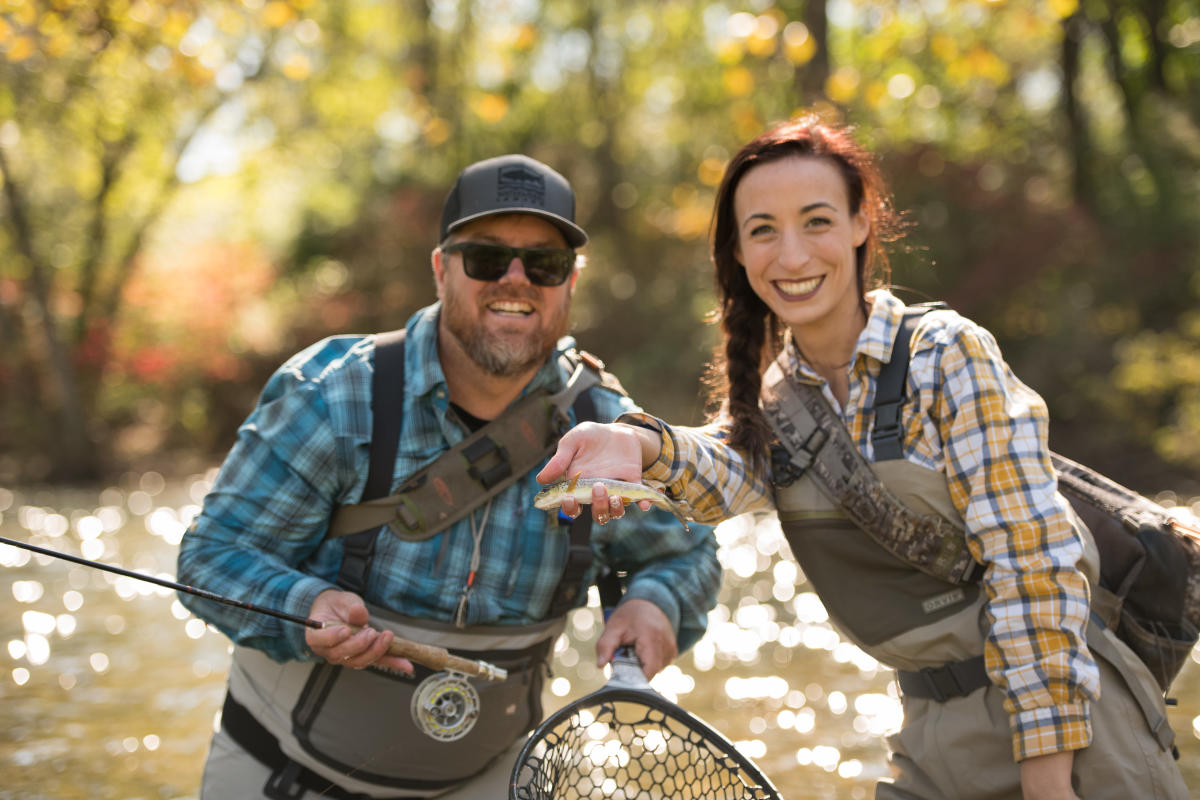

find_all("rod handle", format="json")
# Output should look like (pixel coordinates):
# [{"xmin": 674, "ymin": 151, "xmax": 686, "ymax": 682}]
[{"xmin": 326, "ymin": 623, "xmax": 508, "ymax": 682}]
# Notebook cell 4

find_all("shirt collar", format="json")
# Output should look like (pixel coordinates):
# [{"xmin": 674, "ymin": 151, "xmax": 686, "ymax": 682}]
[
  {"xmin": 782, "ymin": 287, "xmax": 906, "ymax": 380},
  {"xmin": 402, "ymin": 301, "xmax": 575, "ymax": 401}
]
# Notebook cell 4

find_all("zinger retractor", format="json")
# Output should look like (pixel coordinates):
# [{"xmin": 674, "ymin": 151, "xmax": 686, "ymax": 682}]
[{"xmin": 411, "ymin": 670, "xmax": 480, "ymax": 742}]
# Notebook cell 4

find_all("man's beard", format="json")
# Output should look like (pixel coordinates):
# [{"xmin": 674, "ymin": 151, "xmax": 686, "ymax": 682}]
[{"xmin": 441, "ymin": 285, "xmax": 570, "ymax": 377}]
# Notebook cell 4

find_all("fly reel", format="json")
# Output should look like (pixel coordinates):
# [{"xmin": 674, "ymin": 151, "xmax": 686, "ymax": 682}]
[{"xmin": 411, "ymin": 670, "xmax": 480, "ymax": 742}]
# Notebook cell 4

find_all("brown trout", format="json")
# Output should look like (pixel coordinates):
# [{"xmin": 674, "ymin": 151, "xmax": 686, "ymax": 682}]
[{"xmin": 534, "ymin": 474, "xmax": 690, "ymax": 531}]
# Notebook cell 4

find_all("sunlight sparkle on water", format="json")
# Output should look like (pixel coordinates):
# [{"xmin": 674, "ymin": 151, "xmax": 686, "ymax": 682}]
[
  {"xmin": 63, "ymin": 590, "xmax": 83, "ymax": 611},
  {"xmin": 792, "ymin": 592, "xmax": 829, "ymax": 623},
  {"xmin": 0, "ymin": 542, "xmax": 30, "ymax": 567},
  {"xmin": 12, "ymin": 667, "xmax": 29, "ymax": 685},
  {"xmin": 12, "ymin": 580, "xmax": 44, "ymax": 603},
  {"xmin": 184, "ymin": 618, "xmax": 208, "ymax": 639},
  {"xmin": 550, "ymin": 676, "xmax": 571, "ymax": 697},
  {"xmin": 147, "ymin": 507, "xmax": 187, "ymax": 544},
  {"xmin": 735, "ymin": 739, "xmax": 767, "ymax": 759},
  {"xmin": 89, "ymin": 652, "xmax": 110, "ymax": 673},
  {"xmin": 725, "ymin": 675, "xmax": 789, "ymax": 701},
  {"xmin": 76, "ymin": 516, "xmax": 104, "ymax": 540},
  {"xmin": 22, "ymin": 610, "xmax": 55, "ymax": 635},
  {"xmin": 56, "ymin": 614, "xmax": 76, "ymax": 636},
  {"xmin": 80, "ymin": 539, "xmax": 105, "ymax": 560}
]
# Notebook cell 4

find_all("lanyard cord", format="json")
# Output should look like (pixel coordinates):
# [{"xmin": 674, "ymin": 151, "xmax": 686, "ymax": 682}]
[{"xmin": 453, "ymin": 499, "xmax": 492, "ymax": 628}]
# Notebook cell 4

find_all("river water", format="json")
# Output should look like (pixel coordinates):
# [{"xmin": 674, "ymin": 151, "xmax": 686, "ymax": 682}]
[{"xmin": 0, "ymin": 472, "xmax": 1197, "ymax": 799}]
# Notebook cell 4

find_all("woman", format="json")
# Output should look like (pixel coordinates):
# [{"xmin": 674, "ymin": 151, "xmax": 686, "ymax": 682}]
[{"xmin": 538, "ymin": 117, "xmax": 1187, "ymax": 800}]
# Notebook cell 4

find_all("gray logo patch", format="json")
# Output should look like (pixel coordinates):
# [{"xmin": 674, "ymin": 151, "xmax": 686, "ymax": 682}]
[
  {"xmin": 921, "ymin": 588, "xmax": 966, "ymax": 614},
  {"xmin": 496, "ymin": 164, "xmax": 545, "ymax": 207}
]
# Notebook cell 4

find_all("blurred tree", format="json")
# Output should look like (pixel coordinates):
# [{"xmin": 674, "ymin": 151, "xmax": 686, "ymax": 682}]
[{"xmin": 1, "ymin": 0, "xmax": 1199, "ymax": 494}]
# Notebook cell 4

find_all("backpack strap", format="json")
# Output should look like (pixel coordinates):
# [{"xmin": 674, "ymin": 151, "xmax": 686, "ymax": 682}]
[
  {"xmin": 325, "ymin": 349, "xmax": 610, "ymax": 542},
  {"xmin": 335, "ymin": 328, "xmax": 407, "ymax": 592}
]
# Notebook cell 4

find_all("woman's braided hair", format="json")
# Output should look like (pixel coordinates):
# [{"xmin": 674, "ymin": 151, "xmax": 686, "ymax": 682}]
[{"xmin": 706, "ymin": 116, "xmax": 903, "ymax": 472}]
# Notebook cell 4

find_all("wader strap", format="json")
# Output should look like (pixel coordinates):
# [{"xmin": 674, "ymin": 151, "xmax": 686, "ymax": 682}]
[
  {"xmin": 326, "ymin": 351, "xmax": 608, "ymax": 542},
  {"xmin": 872, "ymin": 307, "xmax": 940, "ymax": 461},
  {"xmin": 1085, "ymin": 620, "xmax": 1176, "ymax": 752},
  {"xmin": 896, "ymin": 655, "xmax": 989, "ymax": 702},
  {"xmin": 547, "ymin": 386, "xmax": 598, "ymax": 618},
  {"xmin": 337, "ymin": 328, "xmax": 408, "ymax": 593},
  {"xmin": 761, "ymin": 359, "xmax": 983, "ymax": 584},
  {"xmin": 221, "ymin": 693, "xmax": 422, "ymax": 800}
]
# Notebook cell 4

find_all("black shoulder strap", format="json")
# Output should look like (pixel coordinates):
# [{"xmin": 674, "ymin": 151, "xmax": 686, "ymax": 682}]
[
  {"xmin": 335, "ymin": 329, "xmax": 407, "ymax": 592},
  {"xmin": 546, "ymin": 386, "xmax": 598, "ymax": 618},
  {"xmin": 872, "ymin": 302, "xmax": 945, "ymax": 461}
]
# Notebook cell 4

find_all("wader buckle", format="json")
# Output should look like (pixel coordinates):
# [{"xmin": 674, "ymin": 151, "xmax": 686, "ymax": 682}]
[
  {"xmin": 898, "ymin": 656, "xmax": 989, "ymax": 702},
  {"xmin": 915, "ymin": 665, "xmax": 962, "ymax": 702},
  {"xmin": 264, "ymin": 760, "xmax": 306, "ymax": 800}
]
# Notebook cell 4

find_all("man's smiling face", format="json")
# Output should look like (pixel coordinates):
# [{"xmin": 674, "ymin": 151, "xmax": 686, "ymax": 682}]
[{"xmin": 433, "ymin": 213, "xmax": 576, "ymax": 377}]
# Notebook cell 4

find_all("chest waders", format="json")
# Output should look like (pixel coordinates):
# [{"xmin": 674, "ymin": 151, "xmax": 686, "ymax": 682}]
[
  {"xmin": 222, "ymin": 330, "xmax": 617, "ymax": 800},
  {"xmin": 762, "ymin": 309, "xmax": 1188, "ymax": 799}
]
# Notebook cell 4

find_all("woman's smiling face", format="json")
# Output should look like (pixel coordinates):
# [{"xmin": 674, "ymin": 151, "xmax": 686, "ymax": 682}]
[{"xmin": 733, "ymin": 155, "xmax": 869, "ymax": 340}]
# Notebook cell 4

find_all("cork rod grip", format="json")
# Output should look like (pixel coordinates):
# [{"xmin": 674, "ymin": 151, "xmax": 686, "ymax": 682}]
[{"xmin": 324, "ymin": 623, "xmax": 508, "ymax": 682}]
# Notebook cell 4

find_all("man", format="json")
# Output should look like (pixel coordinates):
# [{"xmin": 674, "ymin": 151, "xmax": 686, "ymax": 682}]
[{"xmin": 176, "ymin": 154, "xmax": 721, "ymax": 799}]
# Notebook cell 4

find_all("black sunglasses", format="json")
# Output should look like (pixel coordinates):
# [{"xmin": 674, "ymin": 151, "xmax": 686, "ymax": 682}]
[{"xmin": 442, "ymin": 242, "xmax": 576, "ymax": 287}]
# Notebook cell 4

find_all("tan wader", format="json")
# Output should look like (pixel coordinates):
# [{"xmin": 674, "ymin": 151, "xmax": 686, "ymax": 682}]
[
  {"xmin": 775, "ymin": 460, "xmax": 1189, "ymax": 800},
  {"xmin": 207, "ymin": 606, "xmax": 563, "ymax": 798}
]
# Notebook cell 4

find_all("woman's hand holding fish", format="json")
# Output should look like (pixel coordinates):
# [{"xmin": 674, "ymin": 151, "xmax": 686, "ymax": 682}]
[
  {"xmin": 305, "ymin": 589, "xmax": 415, "ymax": 673},
  {"xmin": 538, "ymin": 422, "xmax": 662, "ymax": 520}
]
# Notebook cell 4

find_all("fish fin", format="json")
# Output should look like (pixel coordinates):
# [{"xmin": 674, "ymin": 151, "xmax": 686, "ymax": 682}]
[{"xmin": 566, "ymin": 472, "xmax": 580, "ymax": 493}]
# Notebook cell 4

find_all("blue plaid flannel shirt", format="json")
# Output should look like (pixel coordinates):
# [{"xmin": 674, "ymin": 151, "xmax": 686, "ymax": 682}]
[{"xmin": 177, "ymin": 303, "xmax": 720, "ymax": 662}]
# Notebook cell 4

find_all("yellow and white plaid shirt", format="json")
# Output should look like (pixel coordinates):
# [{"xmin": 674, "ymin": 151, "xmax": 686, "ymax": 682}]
[{"xmin": 624, "ymin": 288, "xmax": 1099, "ymax": 762}]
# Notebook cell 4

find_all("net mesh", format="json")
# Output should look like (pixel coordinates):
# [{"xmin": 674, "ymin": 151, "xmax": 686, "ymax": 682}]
[{"xmin": 511, "ymin": 696, "xmax": 778, "ymax": 800}]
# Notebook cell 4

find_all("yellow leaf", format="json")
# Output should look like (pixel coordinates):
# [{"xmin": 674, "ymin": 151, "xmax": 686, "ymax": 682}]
[
  {"xmin": 472, "ymin": 93, "xmax": 509, "ymax": 123},
  {"xmin": 1047, "ymin": 0, "xmax": 1078, "ymax": 19},
  {"xmin": 282, "ymin": 52, "xmax": 311, "ymax": 80},
  {"xmin": 825, "ymin": 66, "xmax": 860, "ymax": 104},
  {"xmin": 424, "ymin": 117, "xmax": 450, "ymax": 145},
  {"xmin": 723, "ymin": 66, "xmax": 754, "ymax": 97},
  {"xmin": 697, "ymin": 156, "xmax": 726, "ymax": 187},
  {"xmin": 263, "ymin": 1, "xmax": 295, "ymax": 28},
  {"xmin": 6, "ymin": 34, "xmax": 34, "ymax": 62}
]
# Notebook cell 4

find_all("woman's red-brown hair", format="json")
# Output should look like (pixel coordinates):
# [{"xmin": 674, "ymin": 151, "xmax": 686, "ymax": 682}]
[{"xmin": 707, "ymin": 116, "xmax": 903, "ymax": 470}]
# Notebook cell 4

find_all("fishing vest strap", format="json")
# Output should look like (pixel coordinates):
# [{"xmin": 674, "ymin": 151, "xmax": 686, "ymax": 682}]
[
  {"xmin": 872, "ymin": 305, "xmax": 943, "ymax": 461},
  {"xmin": 760, "ymin": 330, "xmax": 982, "ymax": 586},
  {"xmin": 896, "ymin": 655, "xmax": 990, "ymax": 702},
  {"xmin": 326, "ymin": 349, "xmax": 610, "ymax": 543}
]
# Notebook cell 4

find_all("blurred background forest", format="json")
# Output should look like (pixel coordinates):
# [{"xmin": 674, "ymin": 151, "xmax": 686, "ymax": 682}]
[{"xmin": 2, "ymin": 0, "xmax": 1200, "ymax": 497}]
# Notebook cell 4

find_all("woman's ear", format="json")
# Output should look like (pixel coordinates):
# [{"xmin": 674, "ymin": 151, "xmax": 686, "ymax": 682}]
[{"xmin": 853, "ymin": 212, "xmax": 870, "ymax": 248}]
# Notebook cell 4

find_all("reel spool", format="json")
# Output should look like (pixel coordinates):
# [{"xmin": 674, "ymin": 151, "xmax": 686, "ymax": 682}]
[{"xmin": 411, "ymin": 671, "xmax": 480, "ymax": 742}]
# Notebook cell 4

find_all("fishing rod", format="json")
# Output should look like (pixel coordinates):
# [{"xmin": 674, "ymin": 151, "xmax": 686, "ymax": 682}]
[{"xmin": 0, "ymin": 533, "xmax": 506, "ymax": 682}]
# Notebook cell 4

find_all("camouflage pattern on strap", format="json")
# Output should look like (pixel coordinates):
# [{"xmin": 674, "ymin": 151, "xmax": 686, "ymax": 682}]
[{"xmin": 760, "ymin": 357, "xmax": 982, "ymax": 585}]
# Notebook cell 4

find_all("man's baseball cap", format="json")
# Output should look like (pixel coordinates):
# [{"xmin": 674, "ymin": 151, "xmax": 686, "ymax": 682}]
[{"xmin": 440, "ymin": 154, "xmax": 588, "ymax": 248}]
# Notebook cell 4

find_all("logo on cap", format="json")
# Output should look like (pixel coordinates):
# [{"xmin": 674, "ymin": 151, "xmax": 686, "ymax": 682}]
[{"xmin": 497, "ymin": 164, "xmax": 545, "ymax": 208}]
